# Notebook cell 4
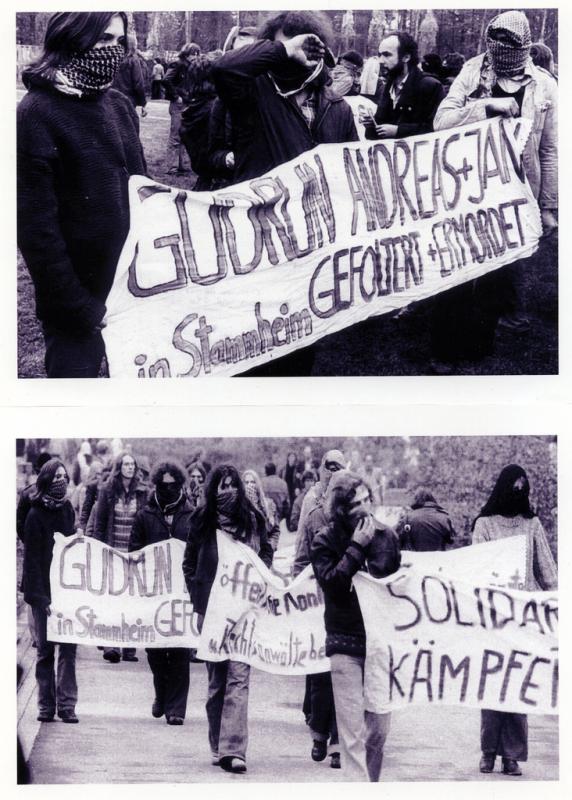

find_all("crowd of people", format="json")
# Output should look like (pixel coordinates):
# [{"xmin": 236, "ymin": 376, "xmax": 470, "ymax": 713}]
[
  {"xmin": 17, "ymin": 9, "xmax": 558, "ymax": 377},
  {"xmin": 17, "ymin": 437, "xmax": 557, "ymax": 780}
]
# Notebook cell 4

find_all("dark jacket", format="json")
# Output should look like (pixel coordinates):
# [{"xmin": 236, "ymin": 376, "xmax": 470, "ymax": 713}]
[
  {"xmin": 205, "ymin": 97, "xmax": 236, "ymax": 188},
  {"xmin": 179, "ymin": 94, "xmax": 219, "ymax": 190},
  {"xmin": 16, "ymin": 484, "xmax": 36, "ymax": 543},
  {"xmin": 163, "ymin": 59, "xmax": 192, "ymax": 103},
  {"xmin": 17, "ymin": 82, "xmax": 147, "ymax": 334},
  {"xmin": 366, "ymin": 65, "xmax": 444, "ymax": 139},
  {"xmin": 183, "ymin": 507, "xmax": 273, "ymax": 616},
  {"xmin": 22, "ymin": 499, "xmax": 76, "ymax": 607},
  {"xmin": 129, "ymin": 493, "xmax": 194, "ymax": 552},
  {"xmin": 112, "ymin": 55, "xmax": 147, "ymax": 108},
  {"xmin": 311, "ymin": 519, "xmax": 400, "ymax": 656},
  {"xmin": 397, "ymin": 501, "xmax": 456, "ymax": 551},
  {"xmin": 261, "ymin": 474, "xmax": 290, "ymax": 521},
  {"xmin": 212, "ymin": 40, "xmax": 359, "ymax": 181},
  {"xmin": 92, "ymin": 476, "xmax": 148, "ymax": 546}
]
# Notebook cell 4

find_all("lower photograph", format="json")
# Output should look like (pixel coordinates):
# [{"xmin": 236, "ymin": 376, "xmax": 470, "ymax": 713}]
[{"xmin": 16, "ymin": 435, "xmax": 558, "ymax": 784}]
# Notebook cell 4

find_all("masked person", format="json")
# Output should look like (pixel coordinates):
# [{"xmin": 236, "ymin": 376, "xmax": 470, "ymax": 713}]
[
  {"xmin": 311, "ymin": 473, "xmax": 401, "ymax": 781},
  {"xmin": 212, "ymin": 11, "xmax": 358, "ymax": 377},
  {"xmin": 243, "ymin": 469, "xmax": 280, "ymax": 551},
  {"xmin": 17, "ymin": 12, "xmax": 147, "ymax": 378},
  {"xmin": 432, "ymin": 10, "xmax": 558, "ymax": 367},
  {"xmin": 183, "ymin": 466, "xmax": 273, "ymax": 774},
  {"xmin": 129, "ymin": 462, "xmax": 194, "ymax": 725},
  {"xmin": 22, "ymin": 459, "xmax": 79, "ymax": 723},
  {"xmin": 186, "ymin": 461, "xmax": 207, "ymax": 510},
  {"xmin": 472, "ymin": 464, "xmax": 557, "ymax": 777}
]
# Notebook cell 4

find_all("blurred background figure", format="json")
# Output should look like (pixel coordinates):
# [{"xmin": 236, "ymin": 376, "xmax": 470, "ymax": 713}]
[
  {"xmin": 530, "ymin": 42, "xmax": 557, "ymax": 79},
  {"xmin": 112, "ymin": 31, "xmax": 148, "ymax": 116},
  {"xmin": 396, "ymin": 487, "xmax": 456, "ymax": 551},
  {"xmin": 357, "ymin": 453, "xmax": 384, "ymax": 505},
  {"xmin": 280, "ymin": 451, "xmax": 302, "ymax": 513},
  {"xmin": 421, "ymin": 52, "xmax": 443, "ymax": 81},
  {"xmin": 288, "ymin": 469, "xmax": 316, "ymax": 532},
  {"xmin": 151, "ymin": 56, "xmax": 164, "ymax": 98},
  {"xmin": 441, "ymin": 51, "xmax": 465, "ymax": 95},
  {"xmin": 261, "ymin": 462, "xmax": 290, "ymax": 524},
  {"xmin": 163, "ymin": 42, "xmax": 200, "ymax": 175},
  {"xmin": 243, "ymin": 468, "xmax": 280, "ymax": 550}
]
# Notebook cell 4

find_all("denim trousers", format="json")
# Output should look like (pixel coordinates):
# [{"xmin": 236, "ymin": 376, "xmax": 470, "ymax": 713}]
[
  {"xmin": 481, "ymin": 710, "xmax": 528, "ymax": 761},
  {"xmin": 206, "ymin": 660, "xmax": 251, "ymax": 760},
  {"xmin": 330, "ymin": 653, "xmax": 391, "ymax": 781},
  {"xmin": 32, "ymin": 605, "xmax": 77, "ymax": 714},
  {"xmin": 146, "ymin": 648, "xmax": 191, "ymax": 718},
  {"xmin": 167, "ymin": 102, "xmax": 189, "ymax": 170}
]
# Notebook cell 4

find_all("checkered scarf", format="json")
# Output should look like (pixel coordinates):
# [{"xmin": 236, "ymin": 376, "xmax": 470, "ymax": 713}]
[
  {"xmin": 59, "ymin": 44, "xmax": 125, "ymax": 96},
  {"xmin": 486, "ymin": 10, "xmax": 531, "ymax": 77}
]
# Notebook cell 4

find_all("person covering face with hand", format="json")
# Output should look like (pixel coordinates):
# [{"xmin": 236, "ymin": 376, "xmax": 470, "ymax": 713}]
[{"xmin": 311, "ymin": 473, "xmax": 401, "ymax": 781}]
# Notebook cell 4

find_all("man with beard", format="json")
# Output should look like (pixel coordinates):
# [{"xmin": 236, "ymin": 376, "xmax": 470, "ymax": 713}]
[
  {"xmin": 311, "ymin": 472, "xmax": 401, "ymax": 780},
  {"xmin": 363, "ymin": 30, "xmax": 444, "ymax": 140}
]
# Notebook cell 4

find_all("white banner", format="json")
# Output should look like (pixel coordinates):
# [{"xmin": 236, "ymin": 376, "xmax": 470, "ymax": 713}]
[
  {"xmin": 47, "ymin": 534, "xmax": 200, "ymax": 648},
  {"xmin": 103, "ymin": 116, "xmax": 540, "ymax": 377},
  {"xmin": 353, "ymin": 536, "xmax": 558, "ymax": 715},
  {"xmin": 196, "ymin": 531, "xmax": 328, "ymax": 674}
]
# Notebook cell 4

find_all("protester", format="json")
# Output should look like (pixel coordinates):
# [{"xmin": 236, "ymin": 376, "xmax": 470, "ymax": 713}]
[
  {"xmin": 163, "ymin": 42, "xmax": 200, "ymax": 175},
  {"xmin": 441, "ymin": 52, "xmax": 465, "ymax": 95},
  {"xmin": 243, "ymin": 468, "xmax": 280, "ymax": 550},
  {"xmin": 396, "ymin": 488, "xmax": 456, "ymax": 551},
  {"xmin": 112, "ymin": 32, "xmax": 148, "ymax": 116},
  {"xmin": 213, "ymin": 10, "xmax": 358, "ymax": 376},
  {"xmin": 22, "ymin": 459, "xmax": 79, "ymax": 723},
  {"xmin": 183, "ymin": 465, "xmax": 273, "ymax": 773},
  {"xmin": 358, "ymin": 453, "xmax": 384, "ymax": 505},
  {"xmin": 179, "ymin": 54, "xmax": 220, "ymax": 190},
  {"xmin": 421, "ymin": 52, "xmax": 444, "ymax": 81},
  {"xmin": 71, "ymin": 441, "xmax": 92, "ymax": 487},
  {"xmin": 186, "ymin": 461, "xmax": 207, "ymax": 510},
  {"xmin": 79, "ymin": 460, "xmax": 109, "ymax": 534},
  {"xmin": 280, "ymin": 451, "xmax": 302, "ymax": 511},
  {"xmin": 330, "ymin": 50, "xmax": 363, "ymax": 97},
  {"xmin": 472, "ymin": 464, "xmax": 557, "ymax": 777},
  {"xmin": 93, "ymin": 451, "xmax": 147, "ymax": 663},
  {"xmin": 17, "ymin": 12, "xmax": 147, "ymax": 378},
  {"xmin": 311, "ymin": 472, "xmax": 401, "ymax": 780},
  {"xmin": 433, "ymin": 10, "xmax": 558, "ymax": 363},
  {"xmin": 129, "ymin": 461, "xmax": 194, "ymax": 725},
  {"xmin": 17, "ymin": 452, "xmax": 53, "ymax": 542},
  {"xmin": 261, "ymin": 462, "xmax": 290, "ymax": 523},
  {"xmin": 288, "ymin": 469, "xmax": 316, "ymax": 532},
  {"xmin": 362, "ymin": 30, "xmax": 444, "ymax": 140},
  {"xmin": 296, "ymin": 449, "xmax": 347, "ymax": 536},
  {"xmin": 150, "ymin": 57, "xmax": 165, "ymax": 98},
  {"xmin": 530, "ymin": 42, "xmax": 557, "ymax": 78}
]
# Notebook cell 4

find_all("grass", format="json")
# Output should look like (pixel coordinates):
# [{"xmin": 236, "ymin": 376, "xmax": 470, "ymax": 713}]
[{"xmin": 17, "ymin": 98, "xmax": 558, "ymax": 377}]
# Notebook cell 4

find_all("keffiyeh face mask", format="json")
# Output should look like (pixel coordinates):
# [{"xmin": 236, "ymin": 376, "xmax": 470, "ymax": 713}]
[{"xmin": 59, "ymin": 44, "xmax": 125, "ymax": 95}]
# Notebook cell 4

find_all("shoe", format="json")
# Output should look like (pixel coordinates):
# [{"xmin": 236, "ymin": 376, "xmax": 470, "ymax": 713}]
[
  {"xmin": 479, "ymin": 755, "xmax": 495, "ymax": 773},
  {"xmin": 121, "ymin": 653, "xmax": 139, "ymax": 662},
  {"xmin": 502, "ymin": 759, "xmax": 522, "ymax": 776},
  {"xmin": 330, "ymin": 752, "xmax": 341, "ymax": 769},
  {"xmin": 58, "ymin": 709, "xmax": 79, "ymax": 723},
  {"xmin": 151, "ymin": 698, "xmax": 164, "ymax": 718},
  {"xmin": 311, "ymin": 740, "xmax": 328, "ymax": 762},
  {"xmin": 220, "ymin": 756, "xmax": 247, "ymax": 774},
  {"xmin": 37, "ymin": 711, "xmax": 55, "ymax": 722},
  {"xmin": 103, "ymin": 651, "xmax": 121, "ymax": 664},
  {"xmin": 166, "ymin": 715, "xmax": 184, "ymax": 725}
]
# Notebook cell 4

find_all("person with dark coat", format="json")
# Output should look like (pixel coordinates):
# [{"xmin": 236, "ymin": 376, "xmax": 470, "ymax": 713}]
[
  {"xmin": 183, "ymin": 465, "xmax": 273, "ymax": 774},
  {"xmin": 311, "ymin": 472, "xmax": 401, "ymax": 781},
  {"xmin": 178, "ymin": 55, "xmax": 220, "ymax": 191},
  {"xmin": 280, "ymin": 451, "xmax": 302, "ymax": 512},
  {"xmin": 93, "ymin": 451, "xmax": 148, "ymax": 663},
  {"xmin": 129, "ymin": 461, "xmax": 194, "ymax": 725},
  {"xmin": 162, "ymin": 42, "xmax": 200, "ymax": 175},
  {"xmin": 111, "ymin": 32, "xmax": 148, "ymax": 114},
  {"xmin": 17, "ymin": 452, "xmax": 53, "ymax": 542},
  {"xmin": 396, "ymin": 488, "xmax": 456, "ymax": 551},
  {"xmin": 288, "ymin": 469, "xmax": 316, "ymax": 532},
  {"xmin": 17, "ymin": 12, "xmax": 147, "ymax": 377},
  {"xmin": 363, "ymin": 30, "xmax": 444, "ymax": 140},
  {"xmin": 22, "ymin": 459, "xmax": 79, "ymax": 723}
]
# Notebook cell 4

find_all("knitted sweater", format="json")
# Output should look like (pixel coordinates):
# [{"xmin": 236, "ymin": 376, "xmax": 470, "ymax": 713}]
[{"xmin": 17, "ymin": 82, "xmax": 147, "ymax": 334}]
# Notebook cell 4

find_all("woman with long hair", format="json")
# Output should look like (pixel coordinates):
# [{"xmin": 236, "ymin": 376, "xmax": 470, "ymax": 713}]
[
  {"xmin": 18, "ymin": 12, "xmax": 146, "ymax": 377},
  {"xmin": 280, "ymin": 451, "xmax": 301, "ymax": 513},
  {"xmin": 183, "ymin": 465, "xmax": 273, "ymax": 773},
  {"xmin": 243, "ymin": 468, "xmax": 280, "ymax": 550},
  {"xmin": 22, "ymin": 459, "xmax": 79, "ymax": 723},
  {"xmin": 93, "ymin": 450, "xmax": 148, "ymax": 663},
  {"xmin": 472, "ymin": 464, "xmax": 557, "ymax": 777},
  {"xmin": 186, "ymin": 460, "xmax": 207, "ymax": 510}
]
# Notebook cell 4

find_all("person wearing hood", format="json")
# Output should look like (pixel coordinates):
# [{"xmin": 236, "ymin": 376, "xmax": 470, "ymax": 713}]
[
  {"xmin": 22, "ymin": 459, "xmax": 79, "ymax": 723},
  {"xmin": 472, "ymin": 464, "xmax": 557, "ymax": 777},
  {"xmin": 93, "ymin": 451, "xmax": 148, "ymax": 663},
  {"xmin": 396, "ymin": 487, "xmax": 456, "ymax": 551},
  {"xmin": 311, "ymin": 472, "xmax": 401, "ymax": 781},
  {"xmin": 432, "ymin": 10, "xmax": 557, "ymax": 365},
  {"xmin": 17, "ymin": 12, "xmax": 147, "ymax": 378},
  {"xmin": 129, "ymin": 461, "xmax": 194, "ymax": 726},
  {"xmin": 183, "ymin": 465, "xmax": 273, "ymax": 774}
]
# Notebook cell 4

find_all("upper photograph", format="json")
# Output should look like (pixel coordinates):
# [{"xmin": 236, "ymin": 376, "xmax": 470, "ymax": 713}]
[{"xmin": 16, "ymin": 8, "xmax": 558, "ymax": 378}]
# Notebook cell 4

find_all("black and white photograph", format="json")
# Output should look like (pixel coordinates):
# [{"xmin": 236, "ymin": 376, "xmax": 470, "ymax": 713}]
[
  {"xmin": 16, "ymin": 434, "xmax": 558, "ymax": 784},
  {"xmin": 16, "ymin": 7, "xmax": 558, "ymax": 378}
]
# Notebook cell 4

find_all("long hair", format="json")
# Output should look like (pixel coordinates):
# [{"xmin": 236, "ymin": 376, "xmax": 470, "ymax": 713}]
[
  {"xmin": 259, "ymin": 11, "xmax": 333, "ymax": 49},
  {"xmin": 151, "ymin": 460, "xmax": 187, "ymax": 488},
  {"xmin": 23, "ymin": 12, "xmax": 128, "ymax": 86},
  {"xmin": 473, "ymin": 464, "xmax": 536, "ymax": 527},
  {"xmin": 243, "ymin": 468, "xmax": 272, "ymax": 519},
  {"xmin": 106, "ymin": 450, "xmax": 139, "ymax": 497},
  {"xmin": 192, "ymin": 464, "xmax": 256, "ymax": 541},
  {"xmin": 33, "ymin": 458, "xmax": 68, "ymax": 499}
]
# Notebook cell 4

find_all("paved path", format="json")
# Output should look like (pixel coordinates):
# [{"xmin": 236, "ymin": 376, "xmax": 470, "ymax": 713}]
[{"xmin": 19, "ymin": 640, "xmax": 558, "ymax": 784}]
